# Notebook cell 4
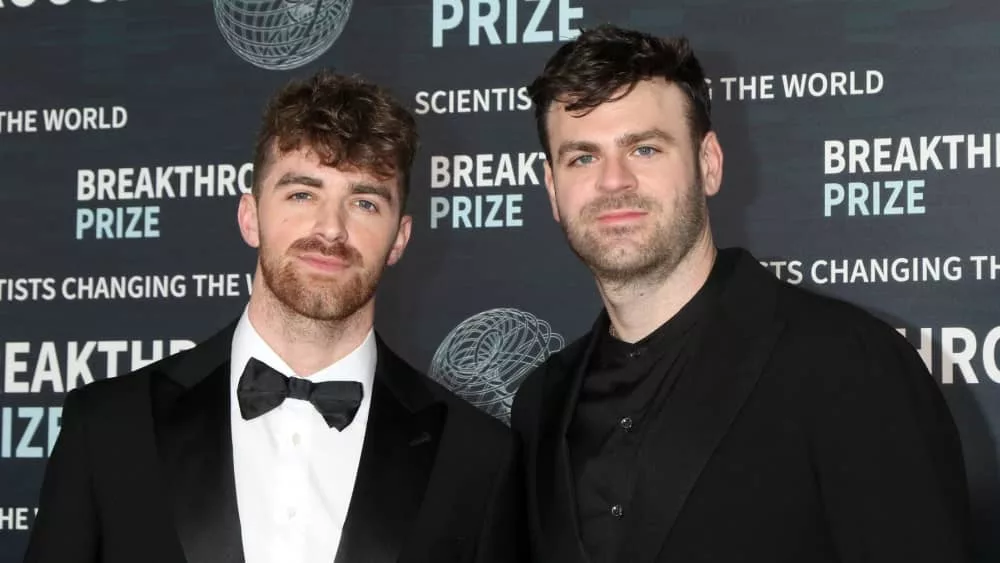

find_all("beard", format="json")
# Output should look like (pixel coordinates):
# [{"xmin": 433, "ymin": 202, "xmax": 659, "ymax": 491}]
[
  {"xmin": 259, "ymin": 235, "xmax": 389, "ymax": 322},
  {"xmin": 560, "ymin": 175, "xmax": 707, "ymax": 286}
]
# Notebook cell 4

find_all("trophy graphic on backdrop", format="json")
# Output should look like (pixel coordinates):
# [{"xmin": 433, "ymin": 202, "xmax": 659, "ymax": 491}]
[
  {"xmin": 430, "ymin": 308, "xmax": 565, "ymax": 425},
  {"xmin": 214, "ymin": 0, "xmax": 353, "ymax": 70}
]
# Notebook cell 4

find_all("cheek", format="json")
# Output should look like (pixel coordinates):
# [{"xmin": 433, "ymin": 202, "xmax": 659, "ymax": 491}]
[
  {"xmin": 553, "ymin": 174, "xmax": 589, "ymax": 211},
  {"xmin": 640, "ymin": 158, "xmax": 694, "ymax": 192},
  {"xmin": 260, "ymin": 212, "xmax": 305, "ymax": 249},
  {"xmin": 348, "ymin": 218, "xmax": 397, "ymax": 253},
  {"xmin": 558, "ymin": 193, "xmax": 583, "ymax": 216}
]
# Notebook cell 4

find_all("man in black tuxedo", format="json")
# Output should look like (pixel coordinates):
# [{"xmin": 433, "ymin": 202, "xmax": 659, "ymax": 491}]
[
  {"xmin": 512, "ymin": 24, "xmax": 971, "ymax": 563},
  {"xmin": 25, "ymin": 70, "xmax": 520, "ymax": 563}
]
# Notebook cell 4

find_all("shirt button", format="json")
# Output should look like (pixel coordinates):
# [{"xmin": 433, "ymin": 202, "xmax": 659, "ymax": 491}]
[
  {"xmin": 292, "ymin": 433, "xmax": 301, "ymax": 446},
  {"xmin": 627, "ymin": 347, "xmax": 643, "ymax": 359},
  {"xmin": 619, "ymin": 417, "xmax": 634, "ymax": 432},
  {"xmin": 610, "ymin": 504, "xmax": 624, "ymax": 518},
  {"xmin": 287, "ymin": 507, "xmax": 297, "ymax": 519}
]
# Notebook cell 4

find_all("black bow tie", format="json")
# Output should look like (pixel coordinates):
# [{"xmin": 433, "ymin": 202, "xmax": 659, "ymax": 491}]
[{"xmin": 237, "ymin": 357, "xmax": 364, "ymax": 431}]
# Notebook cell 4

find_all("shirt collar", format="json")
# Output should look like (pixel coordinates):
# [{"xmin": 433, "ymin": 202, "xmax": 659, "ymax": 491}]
[
  {"xmin": 230, "ymin": 307, "xmax": 378, "ymax": 393},
  {"xmin": 595, "ymin": 247, "xmax": 737, "ymax": 368}
]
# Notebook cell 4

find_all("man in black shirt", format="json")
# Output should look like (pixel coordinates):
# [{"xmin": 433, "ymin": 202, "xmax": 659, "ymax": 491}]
[{"xmin": 511, "ymin": 24, "xmax": 971, "ymax": 563}]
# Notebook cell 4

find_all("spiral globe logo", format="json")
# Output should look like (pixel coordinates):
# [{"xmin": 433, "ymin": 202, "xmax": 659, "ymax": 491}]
[
  {"xmin": 430, "ymin": 308, "xmax": 564, "ymax": 425},
  {"xmin": 213, "ymin": 0, "xmax": 353, "ymax": 71}
]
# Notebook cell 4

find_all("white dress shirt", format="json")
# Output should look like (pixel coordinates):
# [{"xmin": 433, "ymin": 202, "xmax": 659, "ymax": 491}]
[{"xmin": 229, "ymin": 310, "xmax": 376, "ymax": 563}]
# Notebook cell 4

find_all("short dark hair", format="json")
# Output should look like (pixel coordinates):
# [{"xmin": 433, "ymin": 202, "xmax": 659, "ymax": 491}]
[
  {"xmin": 252, "ymin": 70, "xmax": 418, "ymax": 214},
  {"xmin": 527, "ymin": 25, "xmax": 711, "ymax": 159}
]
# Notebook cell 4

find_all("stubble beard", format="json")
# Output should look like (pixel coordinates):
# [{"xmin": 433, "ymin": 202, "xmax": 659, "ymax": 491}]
[
  {"xmin": 562, "ymin": 176, "xmax": 708, "ymax": 288},
  {"xmin": 259, "ymin": 235, "xmax": 389, "ymax": 323}
]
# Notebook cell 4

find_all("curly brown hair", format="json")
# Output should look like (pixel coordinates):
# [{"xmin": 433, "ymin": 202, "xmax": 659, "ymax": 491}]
[
  {"xmin": 528, "ymin": 24, "xmax": 711, "ymax": 159},
  {"xmin": 252, "ymin": 70, "xmax": 418, "ymax": 213}
]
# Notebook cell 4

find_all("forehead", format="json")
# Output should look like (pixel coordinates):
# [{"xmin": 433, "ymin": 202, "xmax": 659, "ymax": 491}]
[
  {"xmin": 546, "ymin": 79, "xmax": 692, "ymax": 142},
  {"xmin": 263, "ymin": 146, "xmax": 397, "ymax": 186}
]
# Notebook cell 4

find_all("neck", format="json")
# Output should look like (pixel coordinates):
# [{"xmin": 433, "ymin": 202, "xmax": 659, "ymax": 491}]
[
  {"xmin": 246, "ymin": 276, "xmax": 374, "ymax": 377},
  {"xmin": 598, "ymin": 231, "xmax": 716, "ymax": 343}
]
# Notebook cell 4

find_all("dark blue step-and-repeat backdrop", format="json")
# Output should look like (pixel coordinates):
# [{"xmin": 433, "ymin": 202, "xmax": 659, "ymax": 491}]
[{"xmin": 1, "ymin": 0, "xmax": 999, "ymax": 560}]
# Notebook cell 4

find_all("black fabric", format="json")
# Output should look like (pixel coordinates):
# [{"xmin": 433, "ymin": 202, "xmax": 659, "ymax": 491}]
[
  {"xmin": 24, "ymin": 322, "xmax": 526, "ymax": 563},
  {"xmin": 512, "ymin": 247, "xmax": 972, "ymax": 563},
  {"xmin": 236, "ymin": 357, "xmax": 363, "ymax": 430},
  {"xmin": 568, "ymin": 251, "xmax": 734, "ymax": 563}
]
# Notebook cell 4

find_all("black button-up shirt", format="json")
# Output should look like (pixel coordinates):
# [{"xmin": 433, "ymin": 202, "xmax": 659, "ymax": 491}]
[{"xmin": 567, "ymin": 250, "xmax": 736, "ymax": 563}]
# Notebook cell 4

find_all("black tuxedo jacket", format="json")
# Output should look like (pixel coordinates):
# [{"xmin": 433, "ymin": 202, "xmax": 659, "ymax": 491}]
[
  {"xmin": 512, "ymin": 248, "xmax": 971, "ymax": 563},
  {"xmin": 25, "ymin": 322, "xmax": 522, "ymax": 563}
]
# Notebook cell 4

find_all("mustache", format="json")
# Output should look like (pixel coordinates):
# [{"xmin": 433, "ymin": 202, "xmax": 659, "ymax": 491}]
[
  {"xmin": 581, "ymin": 193, "xmax": 658, "ymax": 219},
  {"xmin": 290, "ymin": 237, "xmax": 363, "ymax": 265}
]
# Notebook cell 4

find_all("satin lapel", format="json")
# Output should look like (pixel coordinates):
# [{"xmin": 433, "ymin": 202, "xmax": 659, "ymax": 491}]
[
  {"xmin": 152, "ymin": 323, "xmax": 244, "ymax": 563},
  {"xmin": 617, "ymin": 255, "xmax": 786, "ymax": 563},
  {"xmin": 536, "ymin": 322, "xmax": 603, "ymax": 562},
  {"xmin": 335, "ymin": 339, "xmax": 446, "ymax": 563}
]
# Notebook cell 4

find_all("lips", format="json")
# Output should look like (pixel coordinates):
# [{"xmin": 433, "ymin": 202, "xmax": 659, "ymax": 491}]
[
  {"xmin": 297, "ymin": 253, "xmax": 351, "ymax": 272},
  {"xmin": 596, "ymin": 209, "xmax": 648, "ymax": 223},
  {"xmin": 289, "ymin": 237, "xmax": 362, "ymax": 273}
]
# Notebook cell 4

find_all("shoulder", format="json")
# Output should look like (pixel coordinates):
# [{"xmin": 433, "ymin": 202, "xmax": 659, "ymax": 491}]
[
  {"xmin": 417, "ymin": 367, "xmax": 517, "ymax": 471},
  {"xmin": 376, "ymin": 338, "xmax": 511, "ymax": 443},
  {"xmin": 722, "ymin": 257, "xmax": 949, "ymax": 438},
  {"xmin": 725, "ymin": 247, "xmax": 902, "ymax": 349},
  {"xmin": 425, "ymin": 374, "xmax": 510, "ymax": 439},
  {"xmin": 711, "ymin": 250, "xmax": 932, "ymax": 399},
  {"xmin": 54, "ymin": 354, "xmax": 172, "ymax": 447},
  {"xmin": 756, "ymin": 279, "xmax": 937, "ymax": 411},
  {"xmin": 770, "ymin": 279, "xmax": 912, "ymax": 359},
  {"xmin": 538, "ymin": 333, "xmax": 591, "ymax": 376},
  {"xmin": 65, "ymin": 354, "xmax": 165, "ymax": 412},
  {"xmin": 66, "ymin": 325, "xmax": 230, "ymax": 413},
  {"xmin": 519, "ymin": 332, "xmax": 587, "ymax": 394},
  {"xmin": 511, "ymin": 332, "xmax": 590, "ymax": 431}
]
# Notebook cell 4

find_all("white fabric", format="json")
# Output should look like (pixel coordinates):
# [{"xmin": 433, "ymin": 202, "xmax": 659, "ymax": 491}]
[{"xmin": 229, "ymin": 309, "xmax": 376, "ymax": 563}]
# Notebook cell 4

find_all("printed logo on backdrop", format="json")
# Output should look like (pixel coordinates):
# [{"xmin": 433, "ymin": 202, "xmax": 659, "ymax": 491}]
[
  {"xmin": 429, "ymin": 151, "xmax": 545, "ymax": 230},
  {"xmin": 422, "ymin": 1, "xmax": 585, "ymax": 230},
  {"xmin": 432, "ymin": 0, "xmax": 584, "ymax": 47},
  {"xmin": 429, "ymin": 308, "xmax": 564, "ymax": 424},
  {"xmin": 1, "ymin": 338, "xmax": 196, "ymax": 462},
  {"xmin": 0, "ymin": 0, "xmax": 129, "ymax": 140},
  {"xmin": 705, "ymin": 68, "xmax": 1000, "ymax": 219},
  {"xmin": 214, "ymin": 0, "xmax": 353, "ymax": 70}
]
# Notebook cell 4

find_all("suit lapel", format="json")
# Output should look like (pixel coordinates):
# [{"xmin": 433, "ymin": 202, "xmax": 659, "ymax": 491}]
[
  {"xmin": 535, "ymin": 321, "xmax": 603, "ymax": 562},
  {"xmin": 152, "ymin": 322, "xmax": 245, "ymax": 563},
  {"xmin": 616, "ymin": 253, "xmax": 786, "ymax": 563},
  {"xmin": 335, "ymin": 337, "xmax": 446, "ymax": 563}
]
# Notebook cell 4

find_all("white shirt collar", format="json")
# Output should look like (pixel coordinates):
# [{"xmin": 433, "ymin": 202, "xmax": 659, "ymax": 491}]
[{"xmin": 230, "ymin": 307, "xmax": 377, "ymax": 392}]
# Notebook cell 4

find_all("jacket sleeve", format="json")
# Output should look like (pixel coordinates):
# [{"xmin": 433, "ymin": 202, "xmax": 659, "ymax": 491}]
[
  {"xmin": 810, "ymin": 322, "xmax": 972, "ymax": 562},
  {"xmin": 23, "ymin": 388, "xmax": 100, "ymax": 563},
  {"xmin": 473, "ymin": 431, "xmax": 529, "ymax": 563}
]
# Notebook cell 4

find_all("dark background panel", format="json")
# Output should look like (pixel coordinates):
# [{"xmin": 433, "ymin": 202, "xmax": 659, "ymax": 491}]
[{"xmin": 1, "ymin": 0, "xmax": 998, "ymax": 560}]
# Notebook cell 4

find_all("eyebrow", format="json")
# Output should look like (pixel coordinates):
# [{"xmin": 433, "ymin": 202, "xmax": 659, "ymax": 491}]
[
  {"xmin": 275, "ymin": 172, "xmax": 323, "ymax": 188},
  {"xmin": 273, "ymin": 173, "xmax": 395, "ymax": 206},
  {"xmin": 350, "ymin": 182, "xmax": 395, "ymax": 206},
  {"xmin": 555, "ymin": 128, "xmax": 679, "ymax": 162},
  {"xmin": 618, "ymin": 128, "xmax": 678, "ymax": 148},
  {"xmin": 556, "ymin": 140, "xmax": 600, "ymax": 162}
]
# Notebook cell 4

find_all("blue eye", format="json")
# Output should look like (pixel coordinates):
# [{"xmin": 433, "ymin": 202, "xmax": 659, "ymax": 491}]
[
  {"xmin": 356, "ymin": 200, "xmax": 378, "ymax": 212},
  {"xmin": 634, "ymin": 146, "xmax": 659, "ymax": 157},
  {"xmin": 570, "ymin": 154, "xmax": 595, "ymax": 166}
]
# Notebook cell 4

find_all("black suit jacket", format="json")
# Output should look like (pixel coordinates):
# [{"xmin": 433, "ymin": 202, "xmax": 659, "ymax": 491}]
[
  {"xmin": 512, "ymin": 248, "xmax": 971, "ymax": 563},
  {"xmin": 25, "ymin": 322, "xmax": 522, "ymax": 563}
]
